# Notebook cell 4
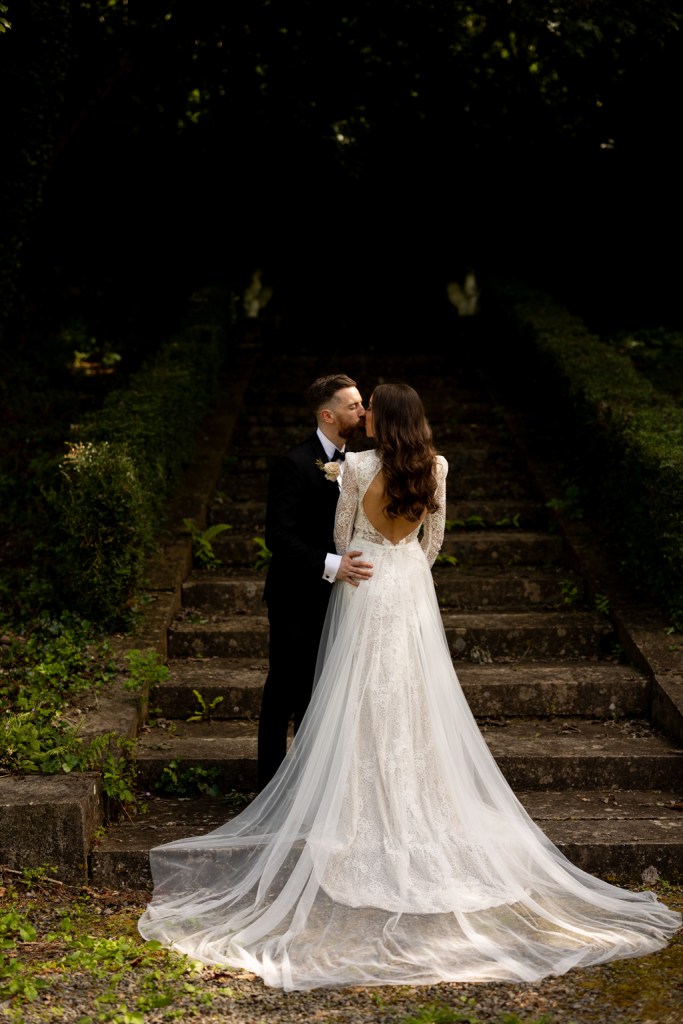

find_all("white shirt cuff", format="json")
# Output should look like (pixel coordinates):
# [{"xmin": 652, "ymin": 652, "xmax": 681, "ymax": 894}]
[{"xmin": 323, "ymin": 553, "xmax": 342, "ymax": 583}]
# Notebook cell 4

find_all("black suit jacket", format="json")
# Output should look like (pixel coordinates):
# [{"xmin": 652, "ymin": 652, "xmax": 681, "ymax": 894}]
[{"xmin": 263, "ymin": 433, "xmax": 341, "ymax": 612}]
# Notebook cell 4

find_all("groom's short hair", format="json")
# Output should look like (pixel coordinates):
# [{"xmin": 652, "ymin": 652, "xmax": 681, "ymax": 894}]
[{"xmin": 308, "ymin": 374, "xmax": 357, "ymax": 414}]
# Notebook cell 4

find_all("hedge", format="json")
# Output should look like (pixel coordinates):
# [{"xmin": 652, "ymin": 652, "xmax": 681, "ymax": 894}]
[
  {"xmin": 52, "ymin": 286, "xmax": 236, "ymax": 629},
  {"xmin": 488, "ymin": 281, "xmax": 683, "ymax": 629}
]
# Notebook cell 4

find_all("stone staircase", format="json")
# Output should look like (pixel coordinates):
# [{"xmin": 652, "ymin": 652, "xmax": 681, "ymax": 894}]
[{"xmin": 90, "ymin": 343, "xmax": 683, "ymax": 889}]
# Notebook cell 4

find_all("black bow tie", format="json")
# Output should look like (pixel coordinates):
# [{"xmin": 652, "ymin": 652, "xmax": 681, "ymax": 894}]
[{"xmin": 331, "ymin": 448, "xmax": 345, "ymax": 461}]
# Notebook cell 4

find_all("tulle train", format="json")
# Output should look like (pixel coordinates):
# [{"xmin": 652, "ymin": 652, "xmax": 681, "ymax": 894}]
[{"xmin": 138, "ymin": 537, "xmax": 681, "ymax": 990}]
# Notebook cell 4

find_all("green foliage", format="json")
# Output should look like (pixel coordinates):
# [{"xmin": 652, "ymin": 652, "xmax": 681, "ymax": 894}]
[
  {"xmin": 559, "ymin": 578, "xmax": 579, "ymax": 606},
  {"xmin": 0, "ymin": 286, "xmax": 235, "ymax": 629},
  {"xmin": 0, "ymin": 618, "xmax": 113, "ymax": 773},
  {"xmin": 154, "ymin": 758, "xmax": 222, "ymax": 797},
  {"xmin": 0, "ymin": 906, "xmax": 37, "ymax": 948},
  {"xmin": 183, "ymin": 518, "xmax": 232, "ymax": 569},
  {"xmin": 496, "ymin": 284, "xmax": 683, "ymax": 630},
  {"xmin": 446, "ymin": 515, "xmax": 485, "ymax": 530},
  {"xmin": 435, "ymin": 553, "xmax": 458, "ymax": 566},
  {"xmin": 495, "ymin": 513, "xmax": 521, "ymax": 528},
  {"xmin": 221, "ymin": 789, "xmax": 255, "ymax": 812},
  {"xmin": 446, "ymin": 513, "xmax": 520, "ymax": 531},
  {"xmin": 608, "ymin": 327, "xmax": 683, "ymax": 403},
  {"xmin": 13, "ymin": 864, "xmax": 59, "ymax": 890},
  {"xmin": 187, "ymin": 689, "xmax": 224, "ymax": 722},
  {"xmin": 0, "ymin": 618, "xmax": 141, "ymax": 816},
  {"xmin": 399, "ymin": 1004, "xmax": 472, "ymax": 1024},
  {"xmin": 123, "ymin": 649, "xmax": 169, "ymax": 693},
  {"xmin": 0, "ymin": 888, "xmax": 205, "ymax": 1018},
  {"xmin": 546, "ymin": 481, "xmax": 584, "ymax": 521},
  {"xmin": 397, "ymin": 1004, "xmax": 557, "ymax": 1024},
  {"xmin": 53, "ymin": 441, "xmax": 150, "ymax": 630},
  {"xmin": 99, "ymin": 740, "xmax": 141, "ymax": 815},
  {"xmin": 252, "ymin": 535, "xmax": 272, "ymax": 570}
]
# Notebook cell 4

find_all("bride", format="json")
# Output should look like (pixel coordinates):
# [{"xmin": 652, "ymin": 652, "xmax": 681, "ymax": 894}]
[{"xmin": 138, "ymin": 382, "xmax": 681, "ymax": 991}]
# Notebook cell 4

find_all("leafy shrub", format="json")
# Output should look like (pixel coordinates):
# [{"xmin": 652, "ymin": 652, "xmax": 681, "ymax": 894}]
[{"xmin": 51, "ymin": 441, "xmax": 150, "ymax": 630}]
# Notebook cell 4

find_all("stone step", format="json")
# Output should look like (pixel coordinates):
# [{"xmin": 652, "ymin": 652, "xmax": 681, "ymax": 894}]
[
  {"xmin": 132, "ymin": 718, "xmax": 683, "ymax": 795},
  {"xmin": 224, "ymin": 444, "xmax": 527, "ymax": 476},
  {"xmin": 207, "ymin": 498, "xmax": 550, "ymax": 532},
  {"xmin": 166, "ymin": 610, "xmax": 616, "ymax": 661},
  {"xmin": 182, "ymin": 572, "xmax": 267, "ymax": 614},
  {"xmin": 208, "ymin": 468, "xmax": 535, "ymax": 503},
  {"xmin": 152, "ymin": 658, "xmax": 649, "ymax": 721},
  {"xmin": 206, "ymin": 530, "xmax": 565, "ymax": 569},
  {"xmin": 442, "ymin": 610, "xmax": 616, "ymax": 660},
  {"xmin": 438, "ymin": 444, "xmax": 529, "ymax": 474},
  {"xmin": 448, "ymin": 470, "xmax": 534, "ymax": 500},
  {"xmin": 89, "ymin": 788, "xmax": 683, "ymax": 890},
  {"xmin": 441, "ymin": 530, "xmax": 564, "ymax": 566},
  {"xmin": 180, "ymin": 566, "xmax": 583, "ymax": 616},
  {"xmin": 433, "ymin": 566, "xmax": 585, "ymax": 608},
  {"xmin": 443, "ymin": 500, "xmax": 549, "ymax": 529},
  {"xmin": 237, "ymin": 399, "xmax": 496, "ymax": 427},
  {"xmin": 235, "ymin": 421, "xmax": 510, "ymax": 449}
]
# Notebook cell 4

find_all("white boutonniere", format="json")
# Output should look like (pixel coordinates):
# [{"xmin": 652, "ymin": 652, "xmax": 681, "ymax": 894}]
[{"xmin": 316, "ymin": 458, "xmax": 341, "ymax": 482}]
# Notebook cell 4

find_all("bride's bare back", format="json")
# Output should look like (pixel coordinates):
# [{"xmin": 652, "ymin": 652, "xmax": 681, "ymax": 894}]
[{"xmin": 362, "ymin": 470, "xmax": 426, "ymax": 545}]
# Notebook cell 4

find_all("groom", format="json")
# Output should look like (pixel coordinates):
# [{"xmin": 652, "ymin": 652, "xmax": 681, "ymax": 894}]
[{"xmin": 257, "ymin": 373, "xmax": 374, "ymax": 790}]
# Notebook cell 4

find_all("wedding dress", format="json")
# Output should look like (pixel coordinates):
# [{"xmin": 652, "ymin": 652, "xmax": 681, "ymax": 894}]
[{"xmin": 138, "ymin": 450, "xmax": 681, "ymax": 990}]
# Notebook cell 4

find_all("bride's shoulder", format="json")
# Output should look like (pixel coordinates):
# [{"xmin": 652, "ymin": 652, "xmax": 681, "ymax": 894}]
[
  {"xmin": 347, "ymin": 449, "xmax": 379, "ymax": 466},
  {"xmin": 435, "ymin": 454, "xmax": 449, "ymax": 476}
]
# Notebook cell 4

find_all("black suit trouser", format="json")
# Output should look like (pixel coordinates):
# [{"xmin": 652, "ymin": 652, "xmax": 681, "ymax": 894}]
[{"xmin": 257, "ymin": 592, "xmax": 330, "ymax": 790}]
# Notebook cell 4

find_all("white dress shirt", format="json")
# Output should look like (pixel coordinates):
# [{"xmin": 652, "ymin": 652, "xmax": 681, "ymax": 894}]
[{"xmin": 317, "ymin": 428, "xmax": 344, "ymax": 583}]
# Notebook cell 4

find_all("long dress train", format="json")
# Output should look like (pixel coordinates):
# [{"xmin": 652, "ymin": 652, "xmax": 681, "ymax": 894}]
[{"xmin": 138, "ymin": 451, "xmax": 681, "ymax": 990}]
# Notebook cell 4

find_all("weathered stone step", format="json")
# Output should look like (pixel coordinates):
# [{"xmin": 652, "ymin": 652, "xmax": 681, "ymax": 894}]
[
  {"xmin": 152, "ymin": 658, "xmax": 648, "ymax": 721},
  {"xmin": 208, "ymin": 498, "xmax": 266, "ymax": 530},
  {"xmin": 211, "ymin": 467, "xmax": 535, "ymax": 503},
  {"xmin": 166, "ymin": 610, "xmax": 615, "ymax": 661},
  {"xmin": 207, "ymin": 498, "xmax": 549, "ymax": 532},
  {"xmin": 422, "ymin": 399, "xmax": 500, "ymax": 422},
  {"xmin": 181, "ymin": 566, "xmax": 582, "ymax": 616},
  {"xmin": 434, "ymin": 567, "xmax": 584, "ymax": 608},
  {"xmin": 518, "ymin": 788, "xmax": 683, "ymax": 879},
  {"xmin": 132, "ymin": 718, "xmax": 683, "ymax": 795},
  {"xmin": 89, "ymin": 788, "xmax": 683, "ymax": 889},
  {"xmin": 182, "ymin": 572, "xmax": 266, "ymax": 614},
  {"xmin": 157, "ymin": 657, "xmax": 267, "ymax": 718},
  {"xmin": 438, "ymin": 443, "xmax": 529, "ymax": 471},
  {"xmin": 237, "ymin": 399, "xmax": 496, "ymax": 428},
  {"xmin": 208, "ymin": 475, "xmax": 268, "ymax": 501},
  {"xmin": 236, "ymin": 421, "xmax": 509, "ymax": 449},
  {"xmin": 220, "ymin": 445, "xmax": 528, "ymax": 480},
  {"xmin": 443, "ymin": 610, "xmax": 616, "ymax": 660},
  {"xmin": 206, "ymin": 530, "xmax": 565, "ymax": 569},
  {"xmin": 167, "ymin": 614, "xmax": 270, "ymax": 659},
  {"xmin": 444, "ymin": 500, "xmax": 549, "ymax": 529},
  {"xmin": 443, "ymin": 470, "xmax": 535, "ymax": 501},
  {"xmin": 441, "ymin": 530, "xmax": 564, "ymax": 565}
]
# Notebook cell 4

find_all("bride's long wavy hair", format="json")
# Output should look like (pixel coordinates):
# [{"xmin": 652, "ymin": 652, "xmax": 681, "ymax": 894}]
[{"xmin": 371, "ymin": 382, "xmax": 439, "ymax": 521}]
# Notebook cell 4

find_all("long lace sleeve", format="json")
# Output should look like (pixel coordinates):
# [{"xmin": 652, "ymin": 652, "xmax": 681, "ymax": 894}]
[
  {"xmin": 334, "ymin": 454, "xmax": 359, "ymax": 554},
  {"xmin": 420, "ymin": 455, "xmax": 448, "ymax": 567}
]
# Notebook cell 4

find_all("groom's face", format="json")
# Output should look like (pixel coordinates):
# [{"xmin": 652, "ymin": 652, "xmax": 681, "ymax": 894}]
[{"xmin": 330, "ymin": 386, "xmax": 365, "ymax": 441}]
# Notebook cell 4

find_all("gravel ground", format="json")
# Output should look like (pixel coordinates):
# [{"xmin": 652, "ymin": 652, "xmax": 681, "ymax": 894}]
[{"xmin": 1, "ymin": 875, "xmax": 682, "ymax": 1024}]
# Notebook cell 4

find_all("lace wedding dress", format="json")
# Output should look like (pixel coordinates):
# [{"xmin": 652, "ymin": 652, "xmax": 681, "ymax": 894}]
[{"xmin": 138, "ymin": 450, "xmax": 681, "ymax": 990}]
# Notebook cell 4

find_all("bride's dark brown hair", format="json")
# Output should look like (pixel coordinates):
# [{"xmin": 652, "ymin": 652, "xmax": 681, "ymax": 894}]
[{"xmin": 371, "ymin": 382, "xmax": 439, "ymax": 521}]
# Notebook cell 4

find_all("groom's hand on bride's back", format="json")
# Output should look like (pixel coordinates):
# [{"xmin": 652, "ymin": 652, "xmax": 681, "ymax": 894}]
[{"xmin": 339, "ymin": 550, "xmax": 373, "ymax": 587}]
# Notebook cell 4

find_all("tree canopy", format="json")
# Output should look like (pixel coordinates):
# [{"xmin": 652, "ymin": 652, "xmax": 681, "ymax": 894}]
[{"xmin": 1, "ymin": 1, "xmax": 682, "ymax": 342}]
